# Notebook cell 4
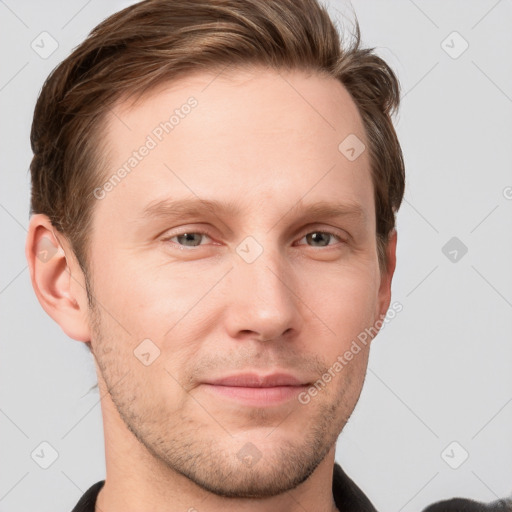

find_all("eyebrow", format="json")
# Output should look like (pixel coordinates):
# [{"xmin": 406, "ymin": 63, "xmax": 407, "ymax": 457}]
[
  {"xmin": 143, "ymin": 197, "xmax": 243, "ymax": 220},
  {"xmin": 141, "ymin": 197, "xmax": 367, "ymax": 228}
]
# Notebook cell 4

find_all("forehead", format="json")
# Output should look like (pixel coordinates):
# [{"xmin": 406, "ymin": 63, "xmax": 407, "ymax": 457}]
[{"xmin": 95, "ymin": 67, "xmax": 373, "ymax": 228}]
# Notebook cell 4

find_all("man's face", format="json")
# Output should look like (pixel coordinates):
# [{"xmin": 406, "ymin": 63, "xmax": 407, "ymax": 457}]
[{"xmin": 86, "ymin": 67, "xmax": 392, "ymax": 497}]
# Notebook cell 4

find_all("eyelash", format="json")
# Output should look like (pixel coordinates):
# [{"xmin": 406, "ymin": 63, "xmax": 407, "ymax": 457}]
[{"xmin": 161, "ymin": 228, "xmax": 347, "ymax": 250}]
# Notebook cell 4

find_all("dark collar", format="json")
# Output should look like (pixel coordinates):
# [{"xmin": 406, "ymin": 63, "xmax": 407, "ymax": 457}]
[
  {"xmin": 71, "ymin": 480, "xmax": 104, "ymax": 512},
  {"xmin": 332, "ymin": 462, "xmax": 377, "ymax": 511}
]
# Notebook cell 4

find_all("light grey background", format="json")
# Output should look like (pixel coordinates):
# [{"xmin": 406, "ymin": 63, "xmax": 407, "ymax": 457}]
[{"xmin": 1, "ymin": 1, "xmax": 511, "ymax": 511}]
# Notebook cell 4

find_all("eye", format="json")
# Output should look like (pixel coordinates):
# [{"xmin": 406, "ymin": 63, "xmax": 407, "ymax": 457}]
[
  {"xmin": 163, "ymin": 231, "xmax": 212, "ymax": 249},
  {"xmin": 297, "ymin": 231, "xmax": 345, "ymax": 248}
]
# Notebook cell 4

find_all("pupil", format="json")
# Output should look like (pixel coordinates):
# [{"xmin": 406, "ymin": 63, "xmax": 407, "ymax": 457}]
[
  {"xmin": 308, "ymin": 232, "xmax": 328, "ymax": 246},
  {"xmin": 180, "ymin": 233, "xmax": 200, "ymax": 246}
]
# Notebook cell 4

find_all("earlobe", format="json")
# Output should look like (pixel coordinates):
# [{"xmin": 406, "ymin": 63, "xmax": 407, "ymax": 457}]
[{"xmin": 25, "ymin": 214, "xmax": 91, "ymax": 342}]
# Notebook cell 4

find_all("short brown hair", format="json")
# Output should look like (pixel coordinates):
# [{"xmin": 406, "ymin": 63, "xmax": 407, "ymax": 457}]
[{"xmin": 30, "ymin": 0, "xmax": 405, "ymax": 279}]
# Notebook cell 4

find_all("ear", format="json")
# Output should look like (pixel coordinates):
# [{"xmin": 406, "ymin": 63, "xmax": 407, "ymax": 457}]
[
  {"xmin": 376, "ymin": 228, "xmax": 398, "ymax": 321},
  {"xmin": 25, "ymin": 214, "xmax": 91, "ymax": 342}
]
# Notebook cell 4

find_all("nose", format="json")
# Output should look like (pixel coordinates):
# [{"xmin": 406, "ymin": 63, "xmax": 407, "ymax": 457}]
[{"xmin": 222, "ymin": 242, "xmax": 302, "ymax": 343}]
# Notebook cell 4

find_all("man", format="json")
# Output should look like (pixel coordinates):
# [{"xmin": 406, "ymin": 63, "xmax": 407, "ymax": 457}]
[{"xmin": 24, "ymin": 0, "xmax": 510, "ymax": 510}]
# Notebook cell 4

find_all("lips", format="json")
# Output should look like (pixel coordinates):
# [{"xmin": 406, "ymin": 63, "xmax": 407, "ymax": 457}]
[
  {"xmin": 203, "ymin": 372, "xmax": 308, "ymax": 387},
  {"xmin": 201, "ymin": 372, "xmax": 310, "ymax": 406}
]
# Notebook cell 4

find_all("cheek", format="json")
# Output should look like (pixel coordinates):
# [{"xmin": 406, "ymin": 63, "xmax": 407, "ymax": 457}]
[
  {"xmin": 90, "ymin": 252, "xmax": 206, "ymax": 338},
  {"xmin": 301, "ymin": 261, "xmax": 380, "ymax": 344}
]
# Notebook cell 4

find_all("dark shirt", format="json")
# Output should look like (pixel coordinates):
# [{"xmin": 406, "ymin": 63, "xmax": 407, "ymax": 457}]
[{"xmin": 71, "ymin": 463, "xmax": 511, "ymax": 511}]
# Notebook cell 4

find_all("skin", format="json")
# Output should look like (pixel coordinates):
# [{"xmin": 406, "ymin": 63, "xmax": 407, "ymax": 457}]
[{"xmin": 26, "ymin": 67, "xmax": 397, "ymax": 512}]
